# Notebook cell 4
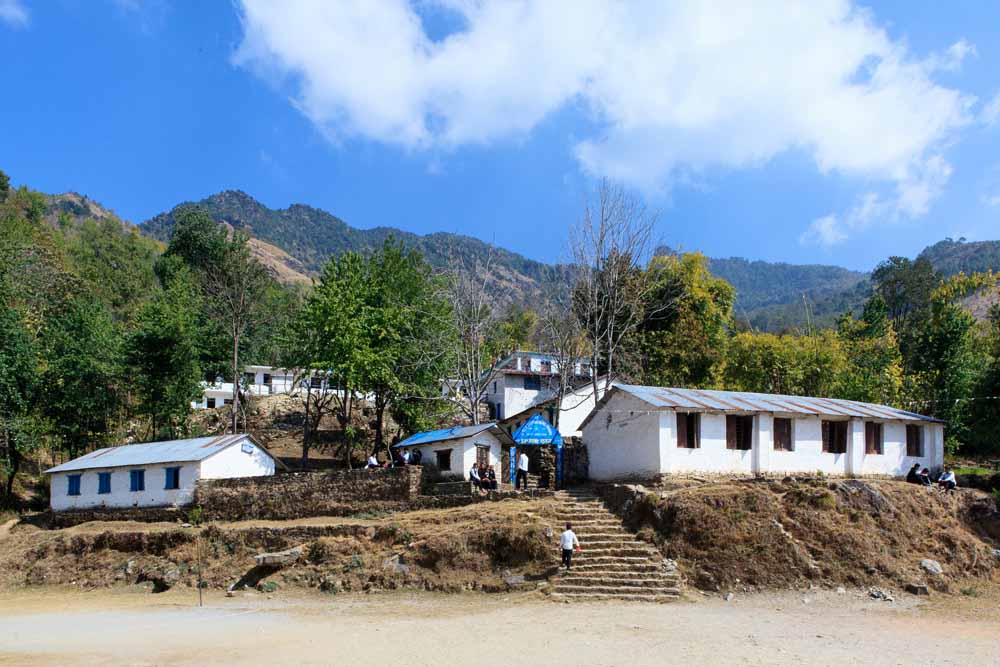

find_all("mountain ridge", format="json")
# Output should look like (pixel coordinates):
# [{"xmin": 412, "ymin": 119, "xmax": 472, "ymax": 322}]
[{"xmin": 126, "ymin": 190, "xmax": 1000, "ymax": 330}]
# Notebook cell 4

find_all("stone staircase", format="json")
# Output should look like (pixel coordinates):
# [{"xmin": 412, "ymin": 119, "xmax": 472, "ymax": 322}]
[{"xmin": 550, "ymin": 488, "xmax": 682, "ymax": 603}]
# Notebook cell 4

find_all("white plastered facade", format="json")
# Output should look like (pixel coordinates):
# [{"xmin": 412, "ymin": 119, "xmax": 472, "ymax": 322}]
[{"xmin": 584, "ymin": 392, "xmax": 944, "ymax": 481}]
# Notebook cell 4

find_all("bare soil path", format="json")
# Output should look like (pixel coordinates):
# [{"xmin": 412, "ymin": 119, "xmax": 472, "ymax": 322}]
[{"xmin": 1, "ymin": 588, "xmax": 997, "ymax": 666}]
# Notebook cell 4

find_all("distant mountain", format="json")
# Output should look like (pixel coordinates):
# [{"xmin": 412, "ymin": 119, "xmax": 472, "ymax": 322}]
[
  {"xmin": 917, "ymin": 238, "xmax": 1000, "ymax": 276},
  {"xmin": 139, "ymin": 190, "xmax": 1000, "ymax": 331},
  {"xmin": 141, "ymin": 190, "xmax": 574, "ymax": 306}
]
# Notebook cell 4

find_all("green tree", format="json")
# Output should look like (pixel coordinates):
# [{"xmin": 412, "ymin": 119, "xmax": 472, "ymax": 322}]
[
  {"xmin": 202, "ymin": 233, "xmax": 272, "ymax": 433},
  {"xmin": 291, "ymin": 250, "xmax": 370, "ymax": 466},
  {"xmin": 0, "ymin": 169, "xmax": 10, "ymax": 204},
  {"xmin": 970, "ymin": 304, "xmax": 1000, "ymax": 454},
  {"xmin": 126, "ymin": 269, "xmax": 204, "ymax": 439},
  {"xmin": 41, "ymin": 296, "xmax": 123, "ymax": 458},
  {"xmin": 724, "ymin": 330, "xmax": 846, "ymax": 397},
  {"xmin": 871, "ymin": 256, "xmax": 939, "ymax": 335},
  {"xmin": 835, "ymin": 295, "xmax": 903, "ymax": 405},
  {"xmin": 158, "ymin": 206, "xmax": 228, "ymax": 278},
  {"xmin": 68, "ymin": 217, "xmax": 160, "ymax": 321},
  {"xmin": 0, "ymin": 297, "xmax": 40, "ymax": 506},
  {"xmin": 640, "ymin": 252, "xmax": 735, "ymax": 387},
  {"xmin": 363, "ymin": 239, "xmax": 451, "ymax": 454}
]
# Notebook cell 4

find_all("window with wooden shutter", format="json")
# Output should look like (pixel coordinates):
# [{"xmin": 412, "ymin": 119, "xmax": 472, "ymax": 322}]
[
  {"xmin": 865, "ymin": 422, "xmax": 883, "ymax": 455},
  {"xmin": 677, "ymin": 413, "xmax": 699, "ymax": 448},
  {"xmin": 726, "ymin": 415, "xmax": 753, "ymax": 450},
  {"xmin": 773, "ymin": 418, "xmax": 792, "ymax": 451},
  {"xmin": 822, "ymin": 421, "xmax": 847, "ymax": 454},
  {"xmin": 906, "ymin": 425, "xmax": 923, "ymax": 457}
]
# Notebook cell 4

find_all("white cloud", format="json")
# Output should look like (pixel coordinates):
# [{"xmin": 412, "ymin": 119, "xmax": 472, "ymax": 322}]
[
  {"xmin": 983, "ymin": 92, "xmax": 1000, "ymax": 127},
  {"xmin": 235, "ymin": 0, "xmax": 973, "ymax": 225},
  {"xmin": 800, "ymin": 215, "xmax": 848, "ymax": 247},
  {"xmin": 0, "ymin": 0, "xmax": 28, "ymax": 28}
]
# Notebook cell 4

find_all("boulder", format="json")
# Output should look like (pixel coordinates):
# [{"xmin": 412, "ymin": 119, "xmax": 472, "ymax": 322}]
[
  {"xmin": 868, "ymin": 587, "xmax": 894, "ymax": 602},
  {"xmin": 255, "ymin": 545, "xmax": 304, "ymax": 567},
  {"xmin": 920, "ymin": 559, "xmax": 943, "ymax": 576},
  {"xmin": 905, "ymin": 583, "xmax": 930, "ymax": 596}
]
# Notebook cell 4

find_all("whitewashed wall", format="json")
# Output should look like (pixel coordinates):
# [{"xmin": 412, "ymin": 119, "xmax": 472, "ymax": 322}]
[
  {"xmin": 50, "ymin": 461, "xmax": 201, "ymax": 511},
  {"xmin": 583, "ymin": 401, "xmax": 945, "ymax": 480},
  {"xmin": 584, "ymin": 393, "xmax": 662, "ymax": 480},
  {"xmin": 406, "ymin": 431, "xmax": 503, "ymax": 480},
  {"xmin": 665, "ymin": 412, "xmax": 755, "ymax": 474},
  {"xmin": 49, "ymin": 440, "xmax": 277, "ymax": 511},
  {"xmin": 200, "ymin": 440, "xmax": 276, "ymax": 479}
]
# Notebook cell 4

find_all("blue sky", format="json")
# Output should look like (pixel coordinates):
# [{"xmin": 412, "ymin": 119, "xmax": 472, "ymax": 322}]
[{"xmin": 1, "ymin": 1, "xmax": 998, "ymax": 271}]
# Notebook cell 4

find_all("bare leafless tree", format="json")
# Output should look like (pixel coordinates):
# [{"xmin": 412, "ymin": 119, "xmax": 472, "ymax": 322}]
[
  {"xmin": 570, "ymin": 179, "xmax": 664, "ymax": 401},
  {"xmin": 538, "ymin": 297, "xmax": 588, "ymax": 429},
  {"xmin": 434, "ymin": 250, "xmax": 509, "ymax": 424},
  {"xmin": 203, "ymin": 235, "xmax": 271, "ymax": 434}
]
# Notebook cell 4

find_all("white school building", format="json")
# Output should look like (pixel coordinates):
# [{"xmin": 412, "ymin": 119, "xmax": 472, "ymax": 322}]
[
  {"xmin": 393, "ymin": 423, "xmax": 514, "ymax": 479},
  {"xmin": 581, "ymin": 384, "xmax": 944, "ymax": 481},
  {"xmin": 45, "ymin": 434, "xmax": 281, "ymax": 512}
]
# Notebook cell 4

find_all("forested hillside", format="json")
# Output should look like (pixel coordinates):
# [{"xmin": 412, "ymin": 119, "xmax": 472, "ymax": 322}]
[{"xmin": 142, "ymin": 190, "xmax": 574, "ymax": 307}]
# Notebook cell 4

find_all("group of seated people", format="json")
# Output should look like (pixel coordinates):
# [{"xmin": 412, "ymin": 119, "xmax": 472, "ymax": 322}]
[
  {"xmin": 469, "ymin": 462, "xmax": 498, "ymax": 492},
  {"xmin": 906, "ymin": 463, "xmax": 958, "ymax": 491},
  {"xmin": 365, "ymin": 448, "xmax": 422, "ymax": 469}
]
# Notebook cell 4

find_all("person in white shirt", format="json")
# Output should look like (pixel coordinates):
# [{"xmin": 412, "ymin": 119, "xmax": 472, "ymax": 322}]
[
  {"xmin": 937, "ymin": 468, "xmax": 957, "ymax": 492},
  {"xmin": 469, "ymin": 464, "xmax": 483, "ymax": 492},
  {"xmin": 366, "ymin": 453, "xmax": 379, "ymax": 469},
  {"xmin": 560, "ymin": 523, "xmax": 580, "ymax": 570},
  {"xmin": 516, "ymin": 451, "xmax": 530, "ymax": 490}
]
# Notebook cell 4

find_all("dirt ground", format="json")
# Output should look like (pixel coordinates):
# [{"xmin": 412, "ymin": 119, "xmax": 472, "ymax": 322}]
[{"xmin": 1, "ymin": 587, "xmax": 998, "ymax": 666}]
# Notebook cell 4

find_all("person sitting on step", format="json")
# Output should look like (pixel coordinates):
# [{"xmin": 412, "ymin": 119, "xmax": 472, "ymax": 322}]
[
  {"xmin": 937, "ymin": 468, "xmax": 958, "ymax": 492},
  {"xmin": 469, "ymin": 463, "xmax": 484, "ymax": 492}
]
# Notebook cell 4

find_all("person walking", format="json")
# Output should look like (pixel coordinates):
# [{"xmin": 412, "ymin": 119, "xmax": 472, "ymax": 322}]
[
  {"xmin": 560, "ymin": 522, "xmax": 580, "ymax": 571},
  {"xmin": 516, "ymin": 450, "xmax": 530, "ymax": 490}
]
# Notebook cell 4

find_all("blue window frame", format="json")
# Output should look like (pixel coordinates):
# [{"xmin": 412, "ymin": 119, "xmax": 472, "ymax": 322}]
[
  {"xmin": 129, "ymin": 469, "xmax": 145, "ymax": 492},
  {"xmin": 524, "ymin": 375, "xmax": 541, "ymax": 391},
  {"xmin": 98, "ymin": 472, "xmax": 111, "ymax": 494},
  {"xmin": 164, "ymin": 467, "xmax": 181, "ymax": 490},
  {"xmin": 67, "ymin": 474, "xmax": 81, "ymax": 496}
]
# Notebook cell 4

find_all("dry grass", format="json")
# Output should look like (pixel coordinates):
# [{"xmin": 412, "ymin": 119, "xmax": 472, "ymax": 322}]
[
  {"xmin": 619, "ymin": 478, "xmax": 999, "ymax": 593},
  {"xmin": 0, "ymin": 499, "xmax": 560, "ymax": 595}
]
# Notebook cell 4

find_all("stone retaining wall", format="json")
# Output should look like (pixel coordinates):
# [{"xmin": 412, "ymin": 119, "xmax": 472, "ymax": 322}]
[{"xmin": 193, "ymin": 466, "xmax": 425, "ymax": 521}]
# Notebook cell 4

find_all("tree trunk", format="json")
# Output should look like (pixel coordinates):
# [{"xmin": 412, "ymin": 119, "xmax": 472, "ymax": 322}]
[
  {"xmin": 343, "ymin": 386, "xmax": 354, "ymax": 470},
  {"xmin": 3, "ymin": 438, "xmax": 20, "ymax": 509},
  {"xmin": 231, "ymin": 331, "xmax": 240, "ymax": 434},
  {"xmin": 301, "ymin": 381, "xmax": 312, "ymax": 469},
  {"xmin": 373, "ymin": 392, "xmax": 386, "ymax": 453}
]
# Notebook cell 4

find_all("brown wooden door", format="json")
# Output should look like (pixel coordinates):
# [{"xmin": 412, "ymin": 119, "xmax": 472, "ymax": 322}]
[{"xmin": 476, "ymin": 445, "xmax": 490, "ymax": 467}]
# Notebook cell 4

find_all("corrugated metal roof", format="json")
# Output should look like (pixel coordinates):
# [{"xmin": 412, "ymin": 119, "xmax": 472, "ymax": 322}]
[
  {"xmin": 605, "ymin": 384, "xmax": 942, "ymax": 423},
  {"xmin": 45, "ymin": 434, "xmax": 260, "ymax": 473},
  {"xmin": 394, "ymin": 423, "xmax": 514, "ymax": 448}
]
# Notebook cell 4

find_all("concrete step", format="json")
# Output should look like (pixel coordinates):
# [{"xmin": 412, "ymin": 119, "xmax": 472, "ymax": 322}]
[
  {"xmin": 570, "ymin": 534, "xmax": 638, "ymax": 542},
  {"xmin": 571, "ymin": 562, "xmax": 664, "ymax": 573},
  {"xmin": 550, "ymin": 592, "xmax": 679, "ymax": 603},
  {"xmin": 574, "ymin": 547, "xmax": 658, "ymax": 558},
  {"xmin": 559, "ymin": 577, "xmax": 679, "ymax": 588},
  {"xmin": 575, "ymin": 540, "xmax": 651, "ymax": 550},
  {"xmin": 553, "ymin": 584, "xmax": 682, "ymax": 596},
  {"xmin": 561, "ymin": 568, "xmax": 676, "ymax": 580}
]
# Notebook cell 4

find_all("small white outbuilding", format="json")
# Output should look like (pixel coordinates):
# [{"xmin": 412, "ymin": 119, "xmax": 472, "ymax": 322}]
[
  {"xmin": 45, "ymin": 433, "xmax": 281, "ymax": 512},
  {"xmin": 582, "ymin": 384, "xmax": 945, "ymax": 481},
  {"xmin": 393, "ymin": 423, "xmax": 514, "ymax": 480}
]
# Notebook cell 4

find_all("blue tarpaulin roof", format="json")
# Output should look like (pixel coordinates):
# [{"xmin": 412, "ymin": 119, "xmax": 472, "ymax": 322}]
[
  {"xmin": 512, "ymin": 414, "xmax": 563, "ymax": 446},
  {"xmin": 394, "ymin": 423, "xmax": 514, "ymax": 448}
]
